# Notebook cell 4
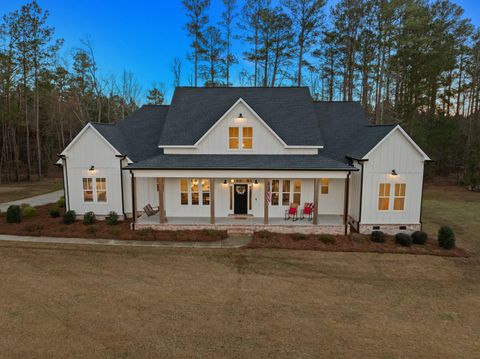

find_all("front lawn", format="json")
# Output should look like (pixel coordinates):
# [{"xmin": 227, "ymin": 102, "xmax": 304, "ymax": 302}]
[{"xmin": 0, "ymin": 177, "xmax": 63, "ymax": 203}]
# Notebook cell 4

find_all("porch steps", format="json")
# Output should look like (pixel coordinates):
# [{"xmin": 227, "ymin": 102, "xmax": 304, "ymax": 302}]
[{"xmin": 226, "ymin": 226, "xmax": 255, "ymax": 236}]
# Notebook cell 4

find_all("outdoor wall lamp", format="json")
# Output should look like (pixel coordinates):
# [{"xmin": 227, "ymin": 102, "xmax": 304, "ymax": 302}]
[
  {"xmin": 89, "ymin": 165, "xmax": 95, "ymax": 173},
  {"xmin": 236, "ymin": 113, "xmax": 244, "ymax": 120},
  {"xmin": 391, "ymin": 169, "xmax": 398, "ymax": 176},
  {"xmin": 254, "ymin": 179, "xmax": 258, "ymax": 185},
  {"xmin": 223, "ymin": 179, "xmax": 227, "ymax": 185}
]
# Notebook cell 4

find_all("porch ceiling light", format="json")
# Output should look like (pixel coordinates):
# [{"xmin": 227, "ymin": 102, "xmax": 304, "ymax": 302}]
[
  {"xmin": 391, "ymin": 169, "xmax": 398, "ymax": 176},
  {"xmin": 230, "ymin": 179, "xmax": 235, "ymax": 183},
  {"xmin": 223, "ymin": 179, "xmax": 227, "ymax": 185},
  {"xmin": 254, "ymin": 179, "xmax": 258, "ymax": 185}
]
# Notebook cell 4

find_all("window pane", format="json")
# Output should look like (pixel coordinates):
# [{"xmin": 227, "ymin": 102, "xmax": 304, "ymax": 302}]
[
  {"xmin": 180, "ymin": 179, "xmax": 188, "ymax": 192},
  {"xmin": 97, "ymin": 191, "xmax": 107, "ymax": 202},
  {"xmin": 201, "ymin": 179, "xmax": 210, "ymax": 192},
  {"xmin": 293, "ymin": 193, "xmax": 301, "ymax": 205},
  {"xmin": 293, "ymin": 180, "xmax": 301, "ymax": 193},
  {"xmin": 321, "ymin": 178, "xmax": 329, "ymax": 194},
  {"xmin": 84, "ymin": 191, "xmax": 93, "ymax": 202},
  {"xmin": 202, "ymin": 192, "xmax": 210, "ymax": 205},
  {"xmin": 192, "ymin": 192, "xmax": 199, "ymax": 205},
  {"xmin": 378, "ymin": 198, "xmax": 389, "ymax": 210},
  {"xmin": 96, "ymin": 178, "xmax": 106, "ymax": 190},
  {"xmin": 243, "ymin": 127, "xmax": 252, "ymax": 137},
  {"xmin": 191, "ymin": 179, "xmax": 199, "ymax": 192},
  {"xmin": 282, "ymin": 193, "xmax": 290, "ymax": 206},
  {"xmin": 181, "ymin": 193, "xmax": 188, "ymax": 205},
  {"xmin": 229, "ymin": 138, "xmax": 239, "ymax": 149},
  {"xmin": 83, "ymin": 178, "xmax": 92, "ymax": 190},
  {"xmin": 272, "ymin": 180, "xmax": 279, "ymax": 192},
  {"xmin": 272, "ymin": 193, "xmax": 279, "ymax": 205},
  {"xmin": 394, "ymin": 198, "xmax": 405, "ymax": 210},
  {"xmin": 229, "ymin": 127, "xmax": 239, "ymax": 136},
  {"xmin": 242, "ymin": 138, "xmax": 252, "ymax": 149},
  {"xmin": 283, "ymin": 180, "xmax": 290, "ymax": 192}
]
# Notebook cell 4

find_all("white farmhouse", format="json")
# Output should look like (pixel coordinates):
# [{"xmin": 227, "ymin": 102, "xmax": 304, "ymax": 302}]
[{"xmin": 58, "ymin": 87, "xmax": 430, "ymax": 235}]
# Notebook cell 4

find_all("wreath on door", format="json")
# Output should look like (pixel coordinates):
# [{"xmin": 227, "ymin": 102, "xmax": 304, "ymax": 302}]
[{"xmin": 235, "ymin": 185, "xmax": 246, "ymax": 195}]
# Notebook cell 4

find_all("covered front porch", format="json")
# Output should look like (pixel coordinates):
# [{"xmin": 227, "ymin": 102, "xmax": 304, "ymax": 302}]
[{"xmin": 129, "ymin": 169, "xmax": 352, "ymax": 235}]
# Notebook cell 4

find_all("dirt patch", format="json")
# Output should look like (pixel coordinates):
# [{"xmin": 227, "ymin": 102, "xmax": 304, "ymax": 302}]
[
  {"xmin": 0, "ymin": 204, "xmax": 227, "ymax": 242},
  {"xmin": 246, "ymin": 231, "xmax": 468, "ymax": 257}
]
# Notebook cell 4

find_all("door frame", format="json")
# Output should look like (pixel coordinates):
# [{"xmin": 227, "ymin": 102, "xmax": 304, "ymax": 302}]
[{"xmin": 233, "ymin": 183, "xmax": 249, "ymax": 215}]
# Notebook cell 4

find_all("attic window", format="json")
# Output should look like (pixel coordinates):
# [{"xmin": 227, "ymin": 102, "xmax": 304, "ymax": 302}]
[
  {"xmin": 242, "ymin": 127, "xmax": 253, "ymax": 149},
  {"xmin": 229, "ymin": 127, "xmax": 239, "ymax": 149}
]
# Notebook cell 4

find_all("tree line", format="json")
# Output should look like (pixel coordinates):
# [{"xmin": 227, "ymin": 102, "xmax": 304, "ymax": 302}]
[{"xmin": 0, "ymin": 0, "xmax": 479, "ymax": 187}]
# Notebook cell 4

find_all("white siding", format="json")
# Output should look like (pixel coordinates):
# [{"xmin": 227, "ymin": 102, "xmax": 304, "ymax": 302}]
[
  {"xmin": 65, "ymin": 127, "xmax": 123, "ymax": 216},
  {"xmin": 163, "ymin": 101, "xmax": 318, "ymax": 155},
  {"xmin": 360, "ymin": 129, "xmax": 425, "ymax": 225},
  {"xmin": 348, "ymin": 162, "xmax": 362, "ymax": 222}
]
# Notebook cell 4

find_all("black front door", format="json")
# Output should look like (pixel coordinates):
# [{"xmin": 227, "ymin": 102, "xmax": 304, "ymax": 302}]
[{"xmin": 234, "ymin": 184, "xmax": 248, "ymax": 214}]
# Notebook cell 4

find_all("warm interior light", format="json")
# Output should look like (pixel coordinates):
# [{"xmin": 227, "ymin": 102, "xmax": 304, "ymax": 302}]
[
  {"xmin": 230, "ymin": 179, "xmax": 235, "ymax": 183},
  {"xmin": 254, "ymin": 179, "xmax": 258, "ymax": 185}
]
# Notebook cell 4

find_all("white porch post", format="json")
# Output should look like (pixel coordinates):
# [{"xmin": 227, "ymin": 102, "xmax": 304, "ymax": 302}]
[
  {"xmin": 210, "ymin": 178, "xmax": 215, "ymax": 224},
  {"xmin": 313, "ymin": 178, "xmax": 319, "ymax": 225},
  {"xmin": 157, "ymin": 177, "xmax": 165, "ymax": 224},
  {"xmin": 264, "ymin": 178, "xmax": 269, "ymax": 225}
]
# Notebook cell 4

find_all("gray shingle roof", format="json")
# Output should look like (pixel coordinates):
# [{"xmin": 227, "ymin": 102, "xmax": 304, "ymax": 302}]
[
  {"xmin": 127, "ymin": 154, "xmax": 353, "ymax": 170},
  {"xmin": 158, "ymin": 87, "xmax": 323, "ymax": 147},
  {"xmin": 91, "ymin": 105, "xmax": 168, "ymax": 162},
  {"xmin": 345, "ymin": 125, "xmax": 397, "ymax": 160}
]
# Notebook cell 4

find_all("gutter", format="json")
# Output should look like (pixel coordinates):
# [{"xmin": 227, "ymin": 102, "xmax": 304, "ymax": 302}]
[
  {"xmin": 116, "ymin": 155, "xmax": 127, "ymax": 220},
  {"xmin": 130, "ymin": 170, "xmax": 136, "ymax": 230},
  {"xmin": 344, "ymin": 171, "xmax": 351, "ymax": 235},
  {"xmin": 57, "ymin": 154, "xmax": 69, "ymax": 211},
  {"xmin": 357, "ymin": 159, "xmax": 367, "ymax": 232},
  {"xmin": 122, "ymin": 167, "xmax": 359, "ymax": 172},
  {"xmin": 419, "ymin": 160, "xmax": 432, "ymax": 230}
]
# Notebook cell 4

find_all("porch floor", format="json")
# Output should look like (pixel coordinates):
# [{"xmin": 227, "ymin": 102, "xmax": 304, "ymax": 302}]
[{"xmin": 137, "ymin": 213, "xmax": 344, "ymax": 226}]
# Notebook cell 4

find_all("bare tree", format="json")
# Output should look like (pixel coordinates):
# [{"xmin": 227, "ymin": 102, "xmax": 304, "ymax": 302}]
[{"xmin": 171, "ymin": 56, "xmax": 182, "ymax": 88}]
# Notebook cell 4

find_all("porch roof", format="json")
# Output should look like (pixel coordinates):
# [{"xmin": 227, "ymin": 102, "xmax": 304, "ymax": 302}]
[{"xmin": 126, "ymin": 154, "xmax": 357, "ymax": 171}]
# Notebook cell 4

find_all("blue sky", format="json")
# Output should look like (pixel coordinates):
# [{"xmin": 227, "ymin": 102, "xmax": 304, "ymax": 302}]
[{"xmin": 1, "ymin": 0, "xmax": 479, "ymax": 103}]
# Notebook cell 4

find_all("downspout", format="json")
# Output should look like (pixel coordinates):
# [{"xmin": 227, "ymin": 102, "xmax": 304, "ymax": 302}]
[
  {"xmin": 116, "ymin": 155, "xmax": 127, "ymax": 220},
  {"xmin": 130, "ymin": 169, "xmax": 136, "ymax": 230},
  {"xmin": 419, "ymin": 160, "xmax": 432, "ymax": 230},
  {"xmin": 357, "ymin": 160, "xmax": 365, "ymax": 233},
  {"xmin": 344, "ymin": 171, "xmax": 351, "ymax": 235},
  {"xmin": 57, "ymin": 154, "xmax": 69, "ymax": 211}
]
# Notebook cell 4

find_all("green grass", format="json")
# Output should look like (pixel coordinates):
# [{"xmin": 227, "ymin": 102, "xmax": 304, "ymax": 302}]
[{"xmin": 0, "ymin": 178, "xmax": 63, "ymax": 203}]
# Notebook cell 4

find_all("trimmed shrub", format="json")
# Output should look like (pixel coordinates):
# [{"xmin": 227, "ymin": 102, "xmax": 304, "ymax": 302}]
[
  {"xmin": 6, "ymin": 205, "xmax": 22, "ymax": 223},
  {"xmin": 438, "ymin": 226, "xmax": 455, "ymax": 249},
  {"xmin": 291, "ymin": 232, "xmax": 308, "ymax": 241},
  {"xmin": 412, "ymin": 231, "xmax": 428, "ymax": 245},
  {"xmin": 49, "ymin": 206, "xmax": 60, "ymax": 218},
  {"xmin": 317, "ymin": 234, "xmax": 336, "ymax": 244},
  {"xmin": 395, "ymin": 232, "xmax": 412, "ymax": 247},
  {"xmin": 22, "ymin": 206, "xmax": 37, "ymax": 218},
  {"xmin": 63, "ymin": 210, "xmax": 76, "ymax": 224},
  {"xmin": 57, "ymin": 196, "xmax": 66, "ymax": 208},
  {"xmin": 371, "ymin": 231, "xmax": 385, "ymax": 243},
  {"xmin": 106, "ymin": 211, "xmax": 119, "ymax": 225},
  {"xmin": 83, "ymin": 211, "xmax": 96, "ymax": 225}
]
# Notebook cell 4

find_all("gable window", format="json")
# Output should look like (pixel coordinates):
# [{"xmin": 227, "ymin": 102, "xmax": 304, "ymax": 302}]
[
  {"xmin": 271, "ymin": 180, "xmax": 280, "ymax": 205},
  {"xmin": 96, "ymin": 178, "xmax": 107, "ymax": 202},
  {"xmin": 202, "ymin": 179, "xmax": 210, "ymax": 205},
  {"xmin": 242, "ymin": 127, "xmax": 253, "ymax": 149},
  {"xmin": 229, "ymin": 127, "xmax": 239, "ymax": 149},
  {"xmin": 378, "ymin": 183, "xmax": 391, "ymax": 211},
  {"xmin": 191, "ymin": 179, "xmax": 199, "ymax": 205},
  {"xmin": 180, "ymin": 179, "xmax": 189, "ymax": 205},
  {"xmin": 83, "ymin": 178, "xmax": 93, "ymax": 202},
  {"xmin": 293, "ymin": 180, "xmax": 302, "ymax": 204},
  {"xmin": 320, "ymin": 178, "xmax": 329, "ymax": 194},
  {"xmin": 282, "ymin": 180, "xmax": 290, "ymax": 205},
  {"xmin": 393, "ymin": 183, "xmax": 406, "ymax": 211}
]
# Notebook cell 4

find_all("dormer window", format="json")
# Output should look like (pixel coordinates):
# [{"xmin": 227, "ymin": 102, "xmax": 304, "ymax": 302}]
[{"xmin": 229, "ymin": 126, "xmax": 253, "ymax": 150}]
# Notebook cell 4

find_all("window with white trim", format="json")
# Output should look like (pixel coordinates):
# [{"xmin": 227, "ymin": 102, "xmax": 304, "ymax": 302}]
[
  {"xmin": 96, "ymin": 178, "xmax": 107, "ymax": 202},
  {"xmin": 179, "ymin": 179, "xmax": 212, "ymax": 206},
  {"xmin": 180, "ymin": 179, "xmax": 188, "ymax": 205},
  {"xmin": 202, "ymin": 179, "xmax": 210, "ymax": 205},
  {"xmin": 271, "ymin": 180, "xmax": 280, "ymax": 205},
  {"xmin": 82, "ymin": 177, "xmax": 106, "ymax": 203},
  {"xmin": 282, "ymin": 180, "xmax": 290, "ymax": 205},
  {"xmin": 191, "ymin": 178, "xmax": 199, "ymax": 205},
  {"xmin": 242, "ymin": 127, "xmax": 253, "ymax": 149},
  {"xmin": 83, "ymin": 178, "xmax": 93, "ymax": 202},
  {"xmin": 320, "ymin": 178, "xmax": 329, "ymax": 194},
  {"xmin": 229, "ymin": 127, "xmax": 239, "ymax": 149},
  {"xmin": 293, "ymin": 180, "xmax": 301, "ymax": 204},
  {"xmin": 378, "ymin": 183, "xmax": 391, "ymax": 211},
  {"xmin": 393, "ymin": 183, "xmax": 406, "ymax": 211}
]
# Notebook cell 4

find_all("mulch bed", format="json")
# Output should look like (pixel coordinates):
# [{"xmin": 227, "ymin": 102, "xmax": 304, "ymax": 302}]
[
  {"xmin": 246, "ymin": 231, "xmax": 469, "ymax": 257},
  {"xmin": 0, "ymin": 204, "xmax": 227, "ymax": 242}
]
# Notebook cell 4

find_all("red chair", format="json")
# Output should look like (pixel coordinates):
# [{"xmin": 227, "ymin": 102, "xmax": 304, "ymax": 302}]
[
  {"xmin": 301, "ymin": 202, "xmax": 314, "ymax": 221},
  {"xmin": 285, "ymin": 203, "xmax": 299, "ymax": 221}
]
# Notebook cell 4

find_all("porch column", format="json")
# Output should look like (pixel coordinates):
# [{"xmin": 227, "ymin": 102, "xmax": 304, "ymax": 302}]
[
  {"xmin": 210, "ymin": 178, "xmax": 215, "ymax": 224},
  {"xmin": 130, "ymin": 171, "xmax": 137, "ymax": 229},
  {"xmin": 157, "ymin": 177, "xmax": 165, "ymax": 224},
  {"xmin": 264, "ymin": 179, "xmax": 269, "ymax": 225},
  {"xmin": 343, "ymin": 172, "xmax": 351, "ymax": 235},
  {"xmin": 313, "ymin": 178, "xmax": 319, "ymax": 225}
]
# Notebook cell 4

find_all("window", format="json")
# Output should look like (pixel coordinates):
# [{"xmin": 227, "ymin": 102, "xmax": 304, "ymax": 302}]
[
  {"xmin": 229, "ymin": 127, "xmax": 239, "ymax": 149},
  {"xmin": 320, "ymin": 178, "xmax": 329, "ymax": 194},
  {"xmin": 271, "ymin": 180, "xmax": 279, "ymax": 205},
  {"xmin": 394, "ymin": 183, "xmax": 406, "ymax": 211},
  {"xmin": 378, "ymin": 183, "xmax": 391, "ymax": 211},
  {"xmin": 180, "ymin": 179, "xmax": 188, "ymax": 205},
  {"xmin": 96, "ymin": 178, "xmax": 107, "ymax": 202},
  {"xmin": 242, "ymin": 127, "xmax": 253, "ymax": 149},
  {"xmin": 191, "ymin": 178, "xmax": 199, "ymax": 205},
  {"xmin": 83, "ymin": 178, "xmax": 93, "ymax": 202},
  {"xmin": 282, "ymin": 180, "xmax": 290, "ymax": 205},
  {"xmin": 293, "ymin": 180, "xmax": 302, "ymax": 204},
  {"xmin": 202, "ymin": 179, "xmax": 210, "ymax": 205}
]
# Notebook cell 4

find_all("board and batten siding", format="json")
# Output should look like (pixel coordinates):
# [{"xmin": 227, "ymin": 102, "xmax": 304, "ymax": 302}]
[
  {"xmin": 360, "ymin": 129, "xmax": 425, "ymax": 225},
  {"xmin": 163, "ymin": 101, "xmax": 318, "ymax": 155},
  {"xmin": 64, "ymin": 126, "xmax": 123, "ymax": 216}
]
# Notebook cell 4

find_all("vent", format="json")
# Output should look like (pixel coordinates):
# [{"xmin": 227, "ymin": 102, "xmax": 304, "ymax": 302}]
[
  {"xmin": 399, "ymin": 226, "xmax": 407, "ymax": 230},
  {"xmin": 373, "ymin": 226, "xmax": 380, "ymax": 230}
]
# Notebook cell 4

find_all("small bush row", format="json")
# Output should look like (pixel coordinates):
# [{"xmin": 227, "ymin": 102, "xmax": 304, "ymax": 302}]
[{"xmin": 369, "ymin": 227, "xmax": 455, "ymax": 249}]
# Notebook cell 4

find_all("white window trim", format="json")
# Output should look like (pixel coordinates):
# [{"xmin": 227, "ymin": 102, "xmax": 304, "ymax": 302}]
[
  {"xmin": 180, "ymin": 178, "xmax": 211, "ymax": 206},
  {"xmin": 82, "ymin": 177, "xmax": 108, "ymax": 204},
  {"xmin": 228, "ymin": 126, "xmax": 253, "ymax": 152},
  {"xmin": 270, "ymin": 179, "xmax": 302, "ymax": 207}
]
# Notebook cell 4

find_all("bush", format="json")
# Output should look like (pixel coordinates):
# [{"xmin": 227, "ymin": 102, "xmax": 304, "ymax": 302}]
[
  {"xmin": 57, "ymin": 196, "xmax": 66, "ymax": 208},
  {"xmin": 438, "ymin": 226, "xmax": 455, "ymax": 249},
  {"xmin": 63, "ymin": 210, "xmax": 76, "ymax": 224},
  {"xmin": 49, "ymin": 205, "xmax": 60, "ymax": 218},
  {"xmin": 317, "ymin": 234, "xmax": 336, "ymax": 244},
  {"xmin": 412, "ymin": 231, "xmax": 428, "ymax": 245},
  {"xmin": 83, "ymin": 211, "xmax": 96, "ymax": 225},
  {"xmin": 395, "ymin": 232, "xmax": 412, "ymax": 247},
  {"xmin": 22, "ymin": 206, "xmax": 37, "ymax": 218},
  {"xmin": 291, "ymin": 232, "xmax": 308, "ymax": 241},
  {"xmin": 106, "ymin": 211, "xmax": 119, "ymax": 225},
  {"xmin": 6, "ymin": 205, "xmax": 22, "ymax": 223},
  {"xmin": 371, "ymin": 231, "xmax": 385, "ymax": 243}
]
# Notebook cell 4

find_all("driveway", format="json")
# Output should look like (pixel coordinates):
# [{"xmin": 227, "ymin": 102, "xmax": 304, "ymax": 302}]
[{"xmin": 0, "ymin": 189, "xmax": 63, "ymax": 212}]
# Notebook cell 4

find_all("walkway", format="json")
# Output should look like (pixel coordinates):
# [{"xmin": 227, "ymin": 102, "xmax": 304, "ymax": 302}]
[
  {"xmin": 0, "ymin": 190, "xmax": 63, "ymax": 212},
  {"xmin": 0, "ymin": 234, "xmax": 252, "ymax": 249}
]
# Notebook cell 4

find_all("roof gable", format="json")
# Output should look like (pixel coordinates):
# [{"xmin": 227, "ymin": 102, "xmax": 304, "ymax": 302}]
[{"xmin": 158, "ymin": 87, "xmax": 324, "ymax": 147}]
